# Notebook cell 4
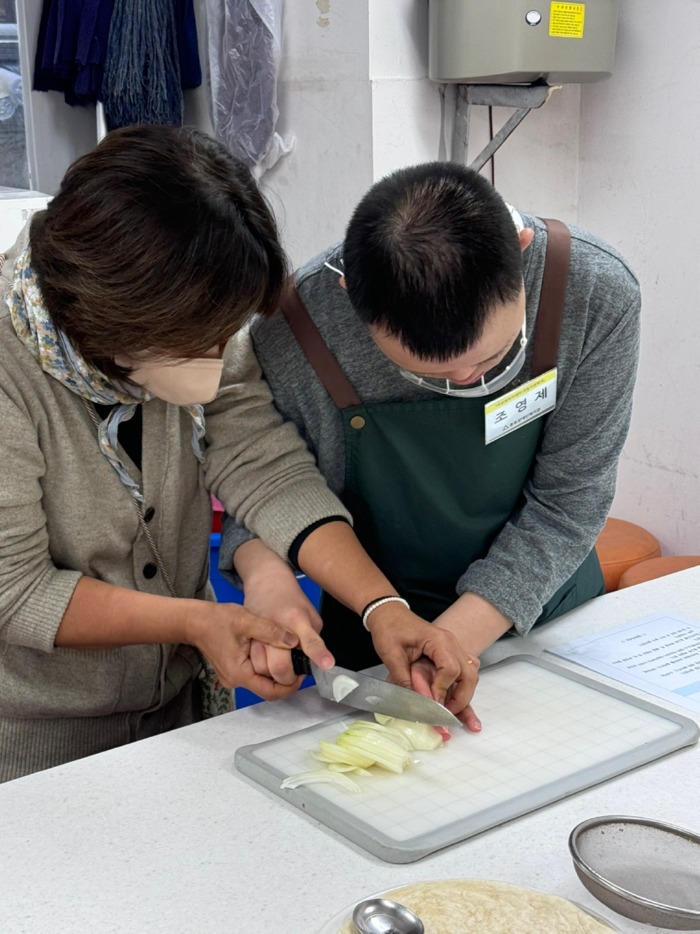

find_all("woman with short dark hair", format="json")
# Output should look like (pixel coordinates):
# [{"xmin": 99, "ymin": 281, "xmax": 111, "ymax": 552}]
[{"xmin": 0, "ymin": 124, "xmax": 346, "ymax": 781}]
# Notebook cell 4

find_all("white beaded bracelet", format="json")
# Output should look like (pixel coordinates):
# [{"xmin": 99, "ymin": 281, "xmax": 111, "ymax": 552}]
[{"xmin": 361, "ymin": 595, "xmax": 410, "ymax": 631}]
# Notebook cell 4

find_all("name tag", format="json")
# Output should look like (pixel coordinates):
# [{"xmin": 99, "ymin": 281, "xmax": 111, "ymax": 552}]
[{"xmin": 484, "ymin": 368, "xmax": 557, "ymax": 445}]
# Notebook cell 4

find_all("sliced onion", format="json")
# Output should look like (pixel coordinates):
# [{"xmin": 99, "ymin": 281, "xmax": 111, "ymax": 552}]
[
  {"xmin": 337, "ymin": 731, "xmax": 411, "ymax": 774},
  {"xmin": 314, "ymin": 740, "xmax": 375, "ymax": 768},
  {"xmin": 288, "ymin": 717, "xmax": 445, "ymax": 795},
  {"xmin": 374, "ymin": 713, "xmax": 446, "ymax": 750},
  {"xmin": 281, "ymin": 769, "xmax": 360, "ymax": 793},
  {"xmin": 327, "ymin": 764, "xmax": 373, "ymax": 777},
  {"xmin": 344, "ymin": 719, "xmax": 411, "ymax": 749}
]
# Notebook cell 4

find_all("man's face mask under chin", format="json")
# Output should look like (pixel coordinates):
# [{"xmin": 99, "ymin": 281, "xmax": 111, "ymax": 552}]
[{"xmin": 117, "ymin": 355, "xmax": 225, "ymax": 406}]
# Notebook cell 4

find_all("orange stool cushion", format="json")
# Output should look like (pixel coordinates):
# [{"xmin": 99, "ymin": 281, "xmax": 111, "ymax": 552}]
[
  {"xmin": 595, "ymin": 517, "xmax": 661, "ymax": 592},
  {"xmin": 618, "ymin": 555, "xmax": 700, "ymax": 589}
]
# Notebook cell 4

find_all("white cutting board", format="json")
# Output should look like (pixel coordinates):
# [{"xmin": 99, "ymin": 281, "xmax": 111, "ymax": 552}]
[{"xmin": 235, "ymin": 655, "xmax": 698, "ymax": 863}]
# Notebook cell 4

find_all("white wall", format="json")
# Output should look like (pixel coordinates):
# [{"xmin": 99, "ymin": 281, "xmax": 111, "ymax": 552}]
[
  {"xmin": 260, "ymin": 0, "xmax": 373, "ymax": 268},
  {"xmin": 578, "ymin": 0, "xmax": 700, "ymax": 553},
  {"xmin": 368, "ymin": 0, "xmax": 443, "ymax": 177}
]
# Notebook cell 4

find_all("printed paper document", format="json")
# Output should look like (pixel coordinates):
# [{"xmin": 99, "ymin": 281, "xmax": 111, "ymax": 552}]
[{"xmin": 547, "ymin": 612, "xmax": 700, "ymax": 713}]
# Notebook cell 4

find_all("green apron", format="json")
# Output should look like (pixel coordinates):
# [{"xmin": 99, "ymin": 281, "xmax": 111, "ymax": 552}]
[{"xmin": 282, "ymin": 220, "xmax": 603, "ymax": 670}]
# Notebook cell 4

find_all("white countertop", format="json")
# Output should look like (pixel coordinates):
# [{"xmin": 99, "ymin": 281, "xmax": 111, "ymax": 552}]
[{"xmin": 1, "ymin": 568, "xmax": 699, "ymax": 934}]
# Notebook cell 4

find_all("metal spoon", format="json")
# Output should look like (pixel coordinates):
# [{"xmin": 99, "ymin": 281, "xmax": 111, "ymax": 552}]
[{"xmin": 352, "ymin": 897, "xmax": 424, "ymax": 934}]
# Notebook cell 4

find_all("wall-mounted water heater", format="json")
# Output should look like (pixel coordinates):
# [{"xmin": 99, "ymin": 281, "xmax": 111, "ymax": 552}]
[{"xmin": 429, "ymin": 0, "xmax": 620, "ymax": 85}]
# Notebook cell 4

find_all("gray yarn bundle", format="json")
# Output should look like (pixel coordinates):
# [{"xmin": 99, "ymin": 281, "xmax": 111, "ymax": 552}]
[{"xmin": 101, "ymin": 0, "xmax": 183, "ymax": 128}]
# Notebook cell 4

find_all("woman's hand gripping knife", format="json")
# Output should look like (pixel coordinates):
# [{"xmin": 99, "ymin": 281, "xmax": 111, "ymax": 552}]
[
  {"xmin": 234, "ymin": 538, "xmax": 336, "ymax": 688},
  {"xmin": 56, "ymin": 576, "xmax": 305, "ymax": 701}
]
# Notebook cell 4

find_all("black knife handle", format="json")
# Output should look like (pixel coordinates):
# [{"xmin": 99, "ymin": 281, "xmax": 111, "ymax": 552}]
[{"xmin": 291, "ymin": 648, "xmax": 312, "ymax": 676}]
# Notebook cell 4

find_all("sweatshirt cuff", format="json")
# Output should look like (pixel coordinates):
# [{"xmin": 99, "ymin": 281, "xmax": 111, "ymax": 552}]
[
  {"xmin": 243, "ymin": 479, "xmax": 353, "ymax": 560},
  {"xmin": 5, "ymin": 568, "xmax": 83, "ymax": 652},
  {"xmin": 288, "ymin": 516, "xmax": 350, "ymax": 570}
]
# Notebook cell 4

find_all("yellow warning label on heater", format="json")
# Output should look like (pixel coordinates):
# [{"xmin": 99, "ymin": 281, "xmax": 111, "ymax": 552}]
[{"xmin": 550, "ymin": 2, "xmax": 585, "ymax": 38}]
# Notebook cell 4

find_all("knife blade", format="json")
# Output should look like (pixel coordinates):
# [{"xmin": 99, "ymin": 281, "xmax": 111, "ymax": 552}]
[{"xmin": 291, "ymin": 650, "xmax": 461, "ymax": 728}]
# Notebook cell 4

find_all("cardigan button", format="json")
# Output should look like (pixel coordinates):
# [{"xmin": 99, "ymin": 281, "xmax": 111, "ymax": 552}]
[
  {"xmin": 143, "ymin": 507, "xmax": 155, "ymax": 523},
  {"xmin": 143, "ymin": 563, "xmax": 158, "ymax": 580},
  {"xmin": 349, "ymin": 415, "xmax": 366, "ymax": 430}
]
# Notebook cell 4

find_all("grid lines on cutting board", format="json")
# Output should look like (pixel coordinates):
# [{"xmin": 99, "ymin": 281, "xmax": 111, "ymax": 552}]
[{"xmin": 244, "ymin": 658, "xmax": 684, "ymax": 845}]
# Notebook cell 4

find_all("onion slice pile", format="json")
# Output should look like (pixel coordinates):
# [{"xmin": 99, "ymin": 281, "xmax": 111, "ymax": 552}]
[{"xmin": 279, "ymin": 714, "xmax": 447, "ymax": 793}]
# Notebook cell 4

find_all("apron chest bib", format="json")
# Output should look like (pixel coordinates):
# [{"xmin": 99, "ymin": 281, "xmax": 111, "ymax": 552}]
[{"xmin": 341, "ymin": 395, "xmax": 542, "ymax": 621}]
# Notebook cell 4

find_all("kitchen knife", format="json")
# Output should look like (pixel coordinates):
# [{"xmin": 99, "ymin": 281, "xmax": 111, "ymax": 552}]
[{"xmin": 291, "ymin": 649, "xmax": 461, "ymax": 727}]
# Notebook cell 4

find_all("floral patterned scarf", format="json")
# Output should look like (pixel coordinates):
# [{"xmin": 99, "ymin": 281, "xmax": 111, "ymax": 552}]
[{"xmin": 6, "ymin": 246, "xmax": 206, "ymax": 501}]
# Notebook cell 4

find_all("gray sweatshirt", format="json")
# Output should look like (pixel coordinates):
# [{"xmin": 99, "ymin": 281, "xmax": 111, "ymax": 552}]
[{"xmin": 221, "ymin": 214, "xmax": 641, "ymax": 632}]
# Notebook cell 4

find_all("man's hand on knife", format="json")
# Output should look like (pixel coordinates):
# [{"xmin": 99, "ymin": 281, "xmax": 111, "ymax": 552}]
[{"xmin": 365, "ymin": 602, "xmax": 481, "ymax": 731}]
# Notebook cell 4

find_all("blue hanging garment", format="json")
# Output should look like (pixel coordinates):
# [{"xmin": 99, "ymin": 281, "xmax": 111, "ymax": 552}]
[
  {"xmin": 176, "ymin": 0, "xmax": 203, "ymax": 90},
  {"xmin": 32, "ymin": 0, "xmax": 201, "ymax": 121},
  {"xmin": 33, "ymin": 0, "xmax": 117, "ymax": 105},
  {"xmin": 99, "ymin": 0, "xmax": 202, "ymax": 129}
]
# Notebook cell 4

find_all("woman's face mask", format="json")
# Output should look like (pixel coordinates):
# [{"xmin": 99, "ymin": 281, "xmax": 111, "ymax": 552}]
[{"xmin": 116, "ymin": 350, "xmax": 225, "ymax": 406}]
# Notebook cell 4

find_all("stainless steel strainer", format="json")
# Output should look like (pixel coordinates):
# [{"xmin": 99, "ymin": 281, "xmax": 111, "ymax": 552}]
[{"xmin": 569, "ymin": 816, "xmax": 700, "ymax": 930}]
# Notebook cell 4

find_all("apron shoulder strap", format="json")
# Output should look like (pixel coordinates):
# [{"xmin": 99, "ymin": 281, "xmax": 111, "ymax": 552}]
[
  {"xmin": 530, "ymin": 218, "xmax": 571, "ymax": 377},
  {"xmin": 279, "ymin": 277, "xmax": 361, "ymax": 409}
]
